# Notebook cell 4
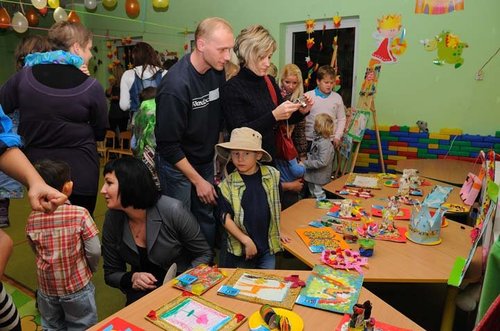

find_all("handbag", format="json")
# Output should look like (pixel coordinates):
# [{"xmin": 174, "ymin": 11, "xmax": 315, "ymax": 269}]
[{"xmin": 264, "ymin": 75, "xmax": 298, "ymax": 161}]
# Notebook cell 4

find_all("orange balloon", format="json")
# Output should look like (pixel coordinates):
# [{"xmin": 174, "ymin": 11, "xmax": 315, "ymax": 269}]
[
  {"xmin": 67, "ymin": 10, "xmax": 80, "ymax": 23},
  {"xmin": 0, "ymin": 7, "xmax": 11, "ymax": 29},
  {"xmin": 26, "ymin": 8, "xmax": 39, "ymax": 26},
  {"xmin": 125, "ymin": 0, "xmax": 140, "ymax": 18}
]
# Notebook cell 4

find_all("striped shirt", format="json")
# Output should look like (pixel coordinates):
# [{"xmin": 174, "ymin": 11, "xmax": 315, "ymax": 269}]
[{"xmin": 26, "ymin": 203, "xmax": 99, "ymax": 296}]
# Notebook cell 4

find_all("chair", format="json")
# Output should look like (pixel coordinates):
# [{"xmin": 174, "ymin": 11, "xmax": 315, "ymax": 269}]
[
  {"xmin": 97, "ymin": 130, "xmax": 116, "ymax": 163},
  {"xmin": 106, "ymin": 131, "xmax": 133, "ymax": 160}
]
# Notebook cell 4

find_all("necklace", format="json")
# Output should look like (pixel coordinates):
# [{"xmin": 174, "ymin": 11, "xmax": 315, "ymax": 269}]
[{"xmin": 129, "ymin": 221, "xmax": 146, "ymax": 240}]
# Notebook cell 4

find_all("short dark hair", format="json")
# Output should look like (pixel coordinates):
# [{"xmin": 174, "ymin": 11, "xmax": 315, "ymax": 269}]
[
  {"xmin": 139, "ymin": 86, "xmax": 157, "ymax": 102},
  {"xmin": 103, "ymin": 157, "xmax": 159, "ymax": 209},
  {"xmin": 34, "ymin": 159, "xmax": 71, "ymax": 191}
]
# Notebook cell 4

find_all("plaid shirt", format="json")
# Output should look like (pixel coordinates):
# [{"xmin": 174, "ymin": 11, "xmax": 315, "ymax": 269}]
[
  {"xmin": 218, "ymin": 165, "xmax": 283, "ymax": 256},
  {"xmin": 26, "ymin": 203, "xmax": 99, "ymax": 296}
]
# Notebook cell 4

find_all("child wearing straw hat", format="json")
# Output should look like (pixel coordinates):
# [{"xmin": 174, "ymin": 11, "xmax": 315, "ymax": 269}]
[{"xmin": 215, "ymin": 127, "xmax": 290, "ymax": 269}]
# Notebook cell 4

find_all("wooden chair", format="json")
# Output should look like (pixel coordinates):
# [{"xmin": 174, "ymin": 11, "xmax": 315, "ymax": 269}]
[
  {"xmin": 106, "ymin": 130, "xmax": 133, "ymax": 160},
  {"xmin": 97, "ymin": 130, "xmax": 116, "ymax": 163}
]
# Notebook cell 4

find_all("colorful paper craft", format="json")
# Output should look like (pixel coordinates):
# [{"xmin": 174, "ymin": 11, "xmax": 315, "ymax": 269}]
[
  {"xmin": 97, "ymin": 317, "xmax": 144, "ymax": 331},
  {"xmin": 328, "ymin": 205, "xmax": 366, "ymax": 220},
  {"xmin": 421, "ymin": 185, "xmax": 453, "ymax": 208},
  {"xmin": 336, "ymin": 187, "xmax": 374, "ymax": 199},
  {"xmin": 248, "ymin": 307, "xmax": 303, "ymax": 331},
  {"xmin": 442, "ymin": 202, "xmax": 469, "ymax": 213},
  {"xmin": 371, "ymin": 205, "xmax": 411, "ymax": 220},
  {"xmin": 172, "ymin": 264, "xmax": 225, "ymax": 296},
  {"xmin": 357, "ymin": 222, "xmax": 407, "ymax": 243},
  {"xmin": 383, "ymin": 179, "xmax": 399, "ymax": 188},
  {"xmin": 336, "ymin": 314, "xmax": 412, "ymax": 331},
  {"xmin": 345, "ymin": 173, "xmax": 382, "ymax": 189},
  {"xmin": 296, "ymin": 227, "xmax": 349, "ymax": 253},
  {"xmin": 145, "ymin": 295, "xmax": 245, "ymax": 331},
  {"xmin": 218, "ymin": 269, "xmax": 301, "ymax": 310},
  {"xmin": 321, "ymin": 249, "xmax": 369, "ymax": 274},
  {"xmin": 415, "ymin": 0, "xmax": 465, "ymax": 16},
  {"xmin": 296, "ymin": 265, "xmax": 363, "ymax": 314}
]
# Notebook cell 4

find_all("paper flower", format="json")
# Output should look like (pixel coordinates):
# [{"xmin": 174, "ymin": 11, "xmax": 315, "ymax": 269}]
[
  {"xmin": 305, "ymin": 19, "xmax": 315, "ymax": 34},
  {"xmin": 306, "ymin": 37, "xmax": 315, "ymax": 49}
]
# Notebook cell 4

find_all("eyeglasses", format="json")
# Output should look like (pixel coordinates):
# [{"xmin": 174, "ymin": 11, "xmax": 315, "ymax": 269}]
[{"xmin": 230, "ymin": 151, "xmax": 256, "ymax": 160}]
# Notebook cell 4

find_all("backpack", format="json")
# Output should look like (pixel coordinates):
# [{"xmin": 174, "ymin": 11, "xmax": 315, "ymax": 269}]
[{"xmin": 129, "ymin": 69, "xmax": 163, "ymax": 112}]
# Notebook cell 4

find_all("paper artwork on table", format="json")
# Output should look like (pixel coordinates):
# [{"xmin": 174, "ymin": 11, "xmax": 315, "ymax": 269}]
[
  {"xmin": 296, "ymin": 264, "xmax": 363, "ymax": 314},
  {"xmin": 145, "ymin": 295, "xmax": 245, "ymax": 331},
  {"xmin": 217, "ymin": 269, "xmax": 301, "ymax": 309},
  {"xmin": 415, "ymin": 0, "xmax": 464, "ymax": 15},
  {"xmin": 371, "ymin": 205, "xmax": 411, "ymax": 220},
  {"xmin": 357, "ymin": 222, "xmax": 407, "ymax": 243},
  {"xmin": 296, "ymin": 227, "xmax": 349, "ymax": 253},
  {"xmin": 336, "ymin": 314, "xmax": 412, "ymax": 331},
  {"xmin": 328, "ymin": 204, "xmax": 366, "ymax": 220},
  {"xmin": 347, "ymin": 109, "xmax": 371, "ymax": 142},
  {"xmin": 421, "ymin": 31, "xmax": 468, "ymax": 68},
  {"xmin": 345, "ymin": 173, "xmax": 381, "ymax": 189},
  {"xmin": 97, "ymin": 317, "xmax": 144, "ymax": 331},
  {"xmin": 172, "ymin": 264, "xmax": 225, "ymax": 295},
  {"xmin": 422, "ymin": 185, "xmax": 453, "ymax": 208}
]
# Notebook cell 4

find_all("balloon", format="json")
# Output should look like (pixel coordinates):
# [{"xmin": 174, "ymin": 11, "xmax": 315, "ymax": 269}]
[
  {"xmin": 152, "ymin": 0, "xmax": 169, "ymax": 10},
  {"xmin": 26, "ymin": 8, "xmax": 39, "ymax": 27},
  {"xmin": 0, "ymin": 8, "xmax": 11, "ymax": 29},
  {"xmin": 67, "ymin": 11, "xmax": 80, "ymax": 23},
  {"xmin": 53, "ymin": 7, "xmax": 68, "ymax": 22},
  {"xmin": 125, "ymin": 0, "xmax": 140, "ymax": 18},
  {"xmin": 47, "ymin": 0, "xmax": 59, "ymax": 9},
  {"xmin": 38, "ymin": 7, "xmax": 48, "ymax": 16},
  {"xmin": 31, "ymin": 0, "xmax": 47, "ymax": 10},
  {"xmin": 102, "ymin": 0, "xmax": 117, "ymax": 10},
  {"xmin": 84, "ymin": 0, "xmax": 97, "ymax": 10},
  {"xmin": 12, "ymin": 12, "xmax": 29, "ymax": 33}
]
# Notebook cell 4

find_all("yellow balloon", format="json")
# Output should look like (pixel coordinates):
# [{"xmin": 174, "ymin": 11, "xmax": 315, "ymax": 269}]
[
  {"xmin": 31, "ymin": 0, "xmax": 47, "ymax": 10},
  {"xmin": 102, "ymin": 0, "xmax": 117, "ymax": 9},
  {"xmin": 48, "ymin": 0, "xmax": 59, "ymax": 9},
  {"xmin": 152, "ymin": 0, "xmax": 169, "ymax": 9}
]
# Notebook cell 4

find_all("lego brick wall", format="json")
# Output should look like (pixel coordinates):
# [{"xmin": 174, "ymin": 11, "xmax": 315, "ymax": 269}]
[{"xmin": 354, "ymin": 126, "xmax": 500, "ymax": 173}]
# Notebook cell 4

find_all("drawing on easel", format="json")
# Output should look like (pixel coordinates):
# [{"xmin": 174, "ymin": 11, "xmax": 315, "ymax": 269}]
[
  {"xmin": 217, "ymin": 269, "xmax": 301, "ymax": 309},
  {"xmin": 347, "ymin": 110, "xmax": 371, "ymax": 142},
  {"xmin": 359, "ymin": 65, "xmax": 381, "ymax": 96},
  {"xmin": 145, "ymin": 295, "xmax": 245, "ymax": 331}
]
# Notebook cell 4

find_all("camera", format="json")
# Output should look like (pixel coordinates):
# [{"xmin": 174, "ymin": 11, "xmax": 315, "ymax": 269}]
[{"xmin": 294, "ymin": 96, "xmax": 307, "ymax": 108}]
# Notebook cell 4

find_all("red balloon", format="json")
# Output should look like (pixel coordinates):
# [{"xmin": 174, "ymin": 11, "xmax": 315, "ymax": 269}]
[
  {"xmin": 26, "ymin": 8, "xmax": 40, "ymax": 27},
  {"xmin": 38, "ymin": 7, "xmax": 48, "ymax": 17},
  {"xmin": 125, "ymin": 0, "xmax": 140, "ymax": 18},
  {"xmin": 0, "ymin": 7, "xmax": 11, "ymax": 29},
  {"xmin": 67, "ymin": 11, "xmax": 80, "ymax": 23}
]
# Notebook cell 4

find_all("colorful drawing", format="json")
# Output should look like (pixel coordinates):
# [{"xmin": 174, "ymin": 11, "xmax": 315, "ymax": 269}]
[
  {"xmin": 421, "ymin": 31, "xmax": 468, "ymax": 68},
  {"xmin": 172, "ymin": 264, "xmax": 225, "ymax": 295},
  {"xmin": 98, "ymin": 317, "xmax": 144, "ymax": 331},
  {"xmin": 321, "ymin": 249, "xmax": 369, "ymax": 274},
  {"xmin": 357, "ymin": 221, "xmax": 407, "ymax": 243},
  {"xmin": 218, "ymin": 269, "xmax": 301, "ymax": 310},
  {"xmin": 422, "ymin": 185, "xmax": 453, "ymax": 208},
  {"xmin": 345, "ymin": 173, "xmax": 382, "ymax": 189},
  {"xmin": 359, "ymin": 65, "xmax": 381, "ymax": 96},
  {"xmin": 415, "ymin": 0, "xmax": 464, "ymax": 15},
  {"xmin": 370, "ymin": 14, "xmax": 407, "ymax": 66},
  {"xmin": 146, "ymin": 295, "xmax": 245, "ymax": 331},
  {"xmin": 340, "ymin": 135, "xmax": 354, "ymax": 159},
  {"xmin": 296, "ymin": 227, "xmax": 349, "ymax": 253},
  {"xmin": 296, "ymin": 265, "xmax": 363, "ymax": 314},
  {"xmin": 347, "ymin": 110, "xmax": 371, "ymax": 142}
]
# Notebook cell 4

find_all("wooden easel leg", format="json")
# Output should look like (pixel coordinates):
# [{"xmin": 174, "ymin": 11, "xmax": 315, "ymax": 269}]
[
  {"xmin": 349, "ymin": 142, "xmax": 362, "ymax": 174},
  {"xmin": 371, "ymin": 107, "xmax": 386, "ymax": 173}
]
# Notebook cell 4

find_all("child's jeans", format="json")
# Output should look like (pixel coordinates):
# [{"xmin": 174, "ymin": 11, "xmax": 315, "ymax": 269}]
[
  {"xmin": 308, "ymin": 183, "xmax": 326, "ymax": 200},
  {"xmin": 37, "ymin": 282, "xmax": 97, "ymax": 331},
  {"xmin": 220, "ymin": 249, "xmax": 276, "ymax": 269}
]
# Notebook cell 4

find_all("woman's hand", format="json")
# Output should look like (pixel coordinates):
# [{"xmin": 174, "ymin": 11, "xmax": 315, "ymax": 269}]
[
  {"xmin": 272, "ymin": 101, "xmax": 301, "ymax": 121},
  {"xmin": 131, "ymin": 272, "xmax": 158, "ymax": 291},
  {"xmin": 242, "ymin": 236, "xmax": 257, "ymax": 260},
  {"xmin": 299, "ymin": 94, "xmax": 314, "ymax": 114}
]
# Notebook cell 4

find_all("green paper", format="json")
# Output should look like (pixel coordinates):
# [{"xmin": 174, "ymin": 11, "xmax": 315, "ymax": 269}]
[
  {"xmin": 487, "ymin": 181, "xmax": 499, "ymax": 203},
  {"xmin": 448, "ymin": 257, "xmax": 466, "ymax": 287}
]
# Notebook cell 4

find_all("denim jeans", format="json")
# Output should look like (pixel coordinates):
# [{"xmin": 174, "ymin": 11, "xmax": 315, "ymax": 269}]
[
  {"xmin": 308, "ymin": 182, "xmax": 326, "ymax": 200},
  {"xmin": 37, "ymin": 282, "xmax": 97, "ymax": 331},
  {"xmin": 156, "ymin": 156, "xmax": 217, "ymax": 249},
  {"xmin": 220, "ymin": 249, "xmax": 276, "ymax": 269}
]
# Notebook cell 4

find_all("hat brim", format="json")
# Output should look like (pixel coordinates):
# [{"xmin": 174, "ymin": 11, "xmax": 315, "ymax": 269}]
[{"xmin": 215, "ymin": 142, "xmax": 272, "ymax": 163}]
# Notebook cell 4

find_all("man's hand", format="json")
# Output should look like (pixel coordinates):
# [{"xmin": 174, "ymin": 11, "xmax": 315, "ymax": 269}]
[
  {"xmin": 195, "ymin": 178, "xmax": 218, "ymax": 205},
  {"xmin": 28, "ymin": 182, "xmax": 67, "ymax": 213}
]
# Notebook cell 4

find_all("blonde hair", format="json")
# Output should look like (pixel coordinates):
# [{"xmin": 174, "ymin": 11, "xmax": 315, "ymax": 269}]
[
  {"xmin": 48, "ymin": 21, "xmax": 92, "ymax": 51},
  {"xmin": 314, "ymin": 113, "xmax": 334, "ymax": 138},
  {"xmin": 195, "ymin": 17, "xmax": 233, "ymax": 46},
  {"xmin": 234, "ymin": 25, "xmax": 276, "ymax": 68},
  {"xmin": 279, "ymin": 63, "xmax": 304, "ymax": 101}
]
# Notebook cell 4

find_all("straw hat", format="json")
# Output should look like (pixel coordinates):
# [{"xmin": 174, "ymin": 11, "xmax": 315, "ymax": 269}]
[{"xmin": 215, "ymin": 127, "xmax": 272, "ymax": 162}]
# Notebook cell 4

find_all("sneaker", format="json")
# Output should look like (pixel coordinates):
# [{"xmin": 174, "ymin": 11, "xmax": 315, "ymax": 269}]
[{"xmin": 0, "ymin": 199, "xmax": 10, "ymax": 228}]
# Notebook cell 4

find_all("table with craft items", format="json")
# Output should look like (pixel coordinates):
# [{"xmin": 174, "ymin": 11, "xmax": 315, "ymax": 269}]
[
  {"xmin": 395, "ymin": 158, "xmax": 474, "ymax": 186},
  {"xmin": 89, "ymin": 269, "xmax": 424, "ymax": 331},
  {"xmin": 279, "ymin": 174, "xmax": 481, "ymax": 331}
]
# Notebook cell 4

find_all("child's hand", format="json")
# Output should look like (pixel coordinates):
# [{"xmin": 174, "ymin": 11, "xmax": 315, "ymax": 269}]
[
  {"xmin": 333, "ymin": 138, "xmax": 341, "ymax": 148},
  {"xmin": 242, "ymin": 236, "xmax": 257, "ymax": 260},
  {"xmin": 280, "ymin": 234, "xmax": 291, "ymax": 244}
]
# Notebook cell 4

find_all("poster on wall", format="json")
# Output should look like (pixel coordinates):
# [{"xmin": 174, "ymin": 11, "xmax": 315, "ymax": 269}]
[{"xmin": 415, "ymin": 0, "xmax": 464, "ymax": 15}]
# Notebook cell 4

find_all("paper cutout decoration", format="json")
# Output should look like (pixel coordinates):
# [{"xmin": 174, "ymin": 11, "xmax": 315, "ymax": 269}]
[
  {"xmin": 218, "ymin": 269, "xmax": 301, "ymax": 310},
  {"xmin": 415, "ymin": 0, "xmax": 464, "ymax": 15},
  {"xmin": 328, "ymin": 204, "xmax": 366, "ymax": 220},
  {"xmin": 345, "ymin": 173, "xmax": 382, "ymax": 189},
  {"xmin": 370, "ymin": 14, "xmax": 407, "ymax": 65},
  {"xmin": 421, "ymin": 31, "xmax": 468, "ymax": 68},
  {"xmin": 97, "ymin": 317, "xmax": 144, "ymax": 331},
  {"xmin": 172, "ymin": 264, "xmax": 225, "ymax": 296},
  {"xmin": 248, "ymin": 307, "xmax": 303, "ymax": 331},
  {"xmin": 145, "ymin": 295, "xmax": 245, "ymax": 331},
  {"xmin": 406, "ymin": 205, "xmax": 446, "ymax": 245},
  {"xmin": 296, "ymin": 265, "xmax": 363, "ymax": 314},
  {"xmin": 336, "ymin": 186, "xmax": 374, "ymax": 199},
  {"xmin": 357, "ymin": 221, "xmax": 407, "ymax": 243},
  {"xmin": 347, "ymin": 109, "xmax": 371, "ymax": 142},
  {"xmin": 321, "ymin": 248, "xmax": 369, "ymax": 274},
  {"xmin": 422, "ymin": 185, "xmax": 453, "ymax": 208},
  {"xmin": 296, "ymin": 227, "xmax": 349, "ymax": 253},
  {"xmin": 336, "ymin": 314, "xmax": 412, "ymax": 331},
  {"xmin": 371, "ymin": 205, "xmax": 411, "ymax": 220}
]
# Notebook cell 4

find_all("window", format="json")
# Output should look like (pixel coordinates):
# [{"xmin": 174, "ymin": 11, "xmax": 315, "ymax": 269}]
[{"xmin": 284, "ymin": 17, "xmax": 359, "ymax": 107}]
